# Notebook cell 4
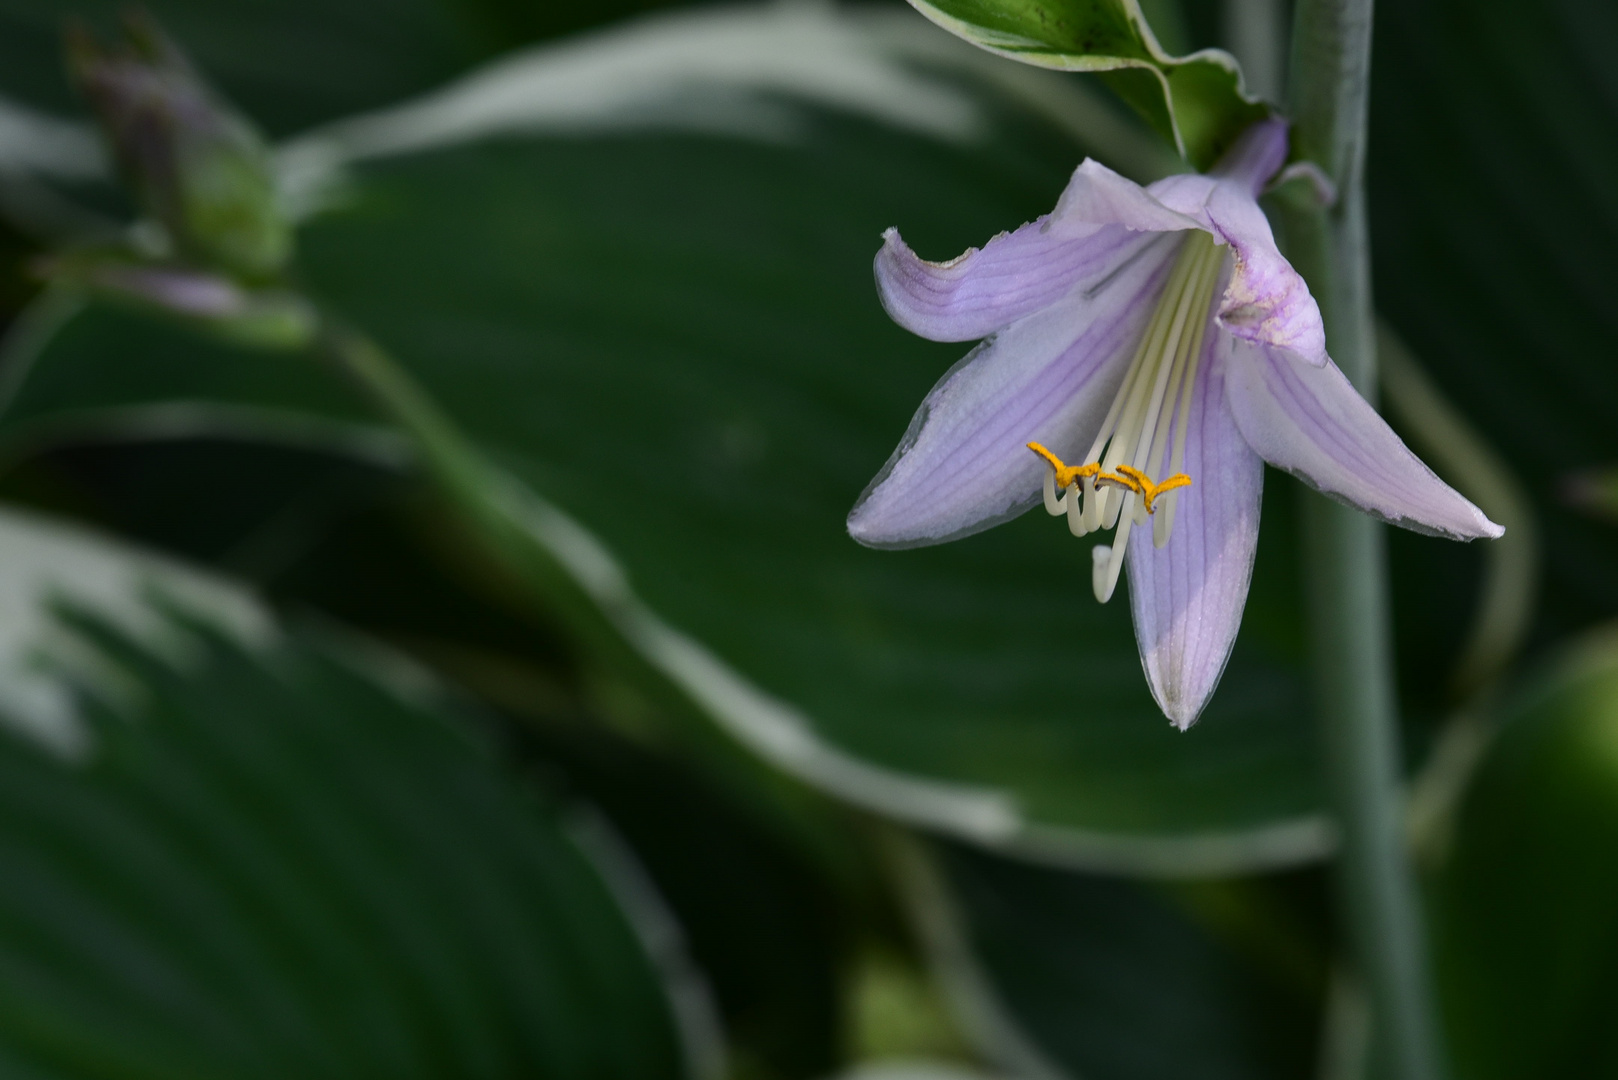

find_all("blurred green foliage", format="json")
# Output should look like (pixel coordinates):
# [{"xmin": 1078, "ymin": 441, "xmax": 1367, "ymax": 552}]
[
  {"xmin": 0, "ymin": 546, "xmax": 691, "ymax": 1078},
  {"xmin": 1433, "ymin": 630, "xmax": 1618, "ymax": 1080},
  {"xmin": 0, "ymin": 0, "xmax": 689, "ymax": 134},
  {"xmin": 0, "ymin": 0, "xmax": 1614, "ymax": 1077},
  {"xmin": 1370, "ymin": 0, "xmax": 1618, "ymax": 650}
]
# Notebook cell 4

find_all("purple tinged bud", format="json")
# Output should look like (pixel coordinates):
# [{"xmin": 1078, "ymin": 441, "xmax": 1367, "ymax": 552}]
[
  {"xmin": 66, "ymin": 10, "xmax": 291, "ymax": 280},
  {"xmin": 89, "ymin": 262, "xmax": 248, "ymax": 317},
  {"xmin": 39, "ymin": 252, "xmax": 315, "ymax": 350}
]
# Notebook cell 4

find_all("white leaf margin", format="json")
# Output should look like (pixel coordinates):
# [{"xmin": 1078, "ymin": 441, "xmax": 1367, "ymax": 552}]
[
  {"xmin": 0, "ymin": 4, "xmax": 1178, "ymax": 223},
  {"xmin": 273, "ymin": 1, "xmax": 1179, "ymax": 219},
  {"xmin": 905, "ymin": 0, "xmax": 1263, "ymax": 161},
  {"xmin": 0, "ymin": 505, "xmax": 272, "ymax": 757},
  {"xmin": 0, "ymin": 503, "xmax": 727, "ymax": 1079},
  {"xmin": 0, "ymin": 97, "xmax": 104, "ymax": 179}
]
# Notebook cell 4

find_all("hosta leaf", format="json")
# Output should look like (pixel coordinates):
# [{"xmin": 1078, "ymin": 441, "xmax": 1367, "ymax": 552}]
[
  {"xmin": 0, "ymin": 505, "xmax": 702, "ymax": 1079},
  {"xmin": 0, "ymin": 435, "xmax": 855, "ymax": 1079},
  {"xmin": 901, "ymin": 0, "xmax": 1268, "ymax": 167},
  {"xmin": 891, "ymin": 837, "xmax": 1324, "ymax": 1079}
]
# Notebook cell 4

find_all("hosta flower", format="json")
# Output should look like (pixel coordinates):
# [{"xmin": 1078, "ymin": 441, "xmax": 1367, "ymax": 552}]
[{"xmin": 847, "ymin": 118, "xmax": 1501, "ymax": 728}]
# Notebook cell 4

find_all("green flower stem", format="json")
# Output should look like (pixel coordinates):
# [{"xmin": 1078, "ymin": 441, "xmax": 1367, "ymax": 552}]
[
  {"xmin": 1282, "ymin": 1, "xmax": 1448, "ymax": 1078},
  {"xmin": 312, "ymin": 318, "xmax": 642, "ymax": 675},
  {"xmin": 1224, "ymin": 0, "xmax": 1286, "ymax": 102},
  {"xmin": 314, "ymin": 316, "xmax": 860, "ymax": 895}
]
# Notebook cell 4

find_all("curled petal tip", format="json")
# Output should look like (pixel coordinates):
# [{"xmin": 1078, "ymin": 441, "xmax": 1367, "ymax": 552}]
[{"xmin": 875, "ymin": 206, "xmax": 1166, "ymax": 344}]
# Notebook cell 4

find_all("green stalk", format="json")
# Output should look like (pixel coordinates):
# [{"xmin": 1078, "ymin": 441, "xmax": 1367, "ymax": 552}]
[
  {"xmin": 311, "ymin": 318, "xmax": 643, "ymax": 673},
  {"xmin": 1281, "ymin": 1, "xmax": 1448, "ymax": 1078},
  {"xmin": 312, "ymin": 317, "xmax": 865, "ymax": 914}
]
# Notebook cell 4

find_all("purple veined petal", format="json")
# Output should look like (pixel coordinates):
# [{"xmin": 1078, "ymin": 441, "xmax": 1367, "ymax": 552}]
[
  {"xmin": 875, "ymin": 220, "xmax": 1155, "ymax": 343},
  {"xmin": 874, "ymin": 148, "xmax": 1264, "ymax": 346},
  {"xmin": 1142, "ymin": 147, "xmax": 1327, "ymax": 367},
  {"xmin": 1204, "ymin": 180, "xmax": 1327, "ymax": 365},
  {"xmin": 849, "ymin": 237, "xmax": 1180, "ymax": 549},
  {"xmin": 1141, "ymin": 171, "xmax": 1221, "ymax": 222},
  {"xmin": 1222, "ymin": 336, "xmax": 1504, "ymax": 540},
  {"xmin": 1052, "ymin": 158, "xmax": 1206, "ymax": 236},
  {"xmin": 1127, "ymin": 338, "xmax": 1265, "ymax": 730}
]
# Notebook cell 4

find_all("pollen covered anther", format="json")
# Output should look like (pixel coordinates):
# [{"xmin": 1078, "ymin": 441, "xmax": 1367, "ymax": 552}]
[
  {"xmin": 1099, "ymin": 465, "xmax": 1192, "ymax": 514},
  {"xmin": 1025, "ymin": 442, "xmax": 1098, "ymax": 489},
  {"xmin": 1024, "ymin": 229, "xmax": 1224, "ymax": 603}
]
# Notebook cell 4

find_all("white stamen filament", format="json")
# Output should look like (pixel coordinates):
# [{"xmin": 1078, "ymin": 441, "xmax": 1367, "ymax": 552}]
[{"xmin": 1039, "ymin": 230, "xmax": 1224, "ymax": 603}]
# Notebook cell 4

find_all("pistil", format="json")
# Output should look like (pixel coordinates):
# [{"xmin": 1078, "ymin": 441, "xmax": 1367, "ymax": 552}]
[{"xmin": 1026, "ymin": 230, "xmax": 1223, "ymax": 602}]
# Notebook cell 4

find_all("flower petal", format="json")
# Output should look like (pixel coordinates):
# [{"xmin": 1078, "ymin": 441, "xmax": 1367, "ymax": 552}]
[
  {"xmin": 875, "ymin": 157, "xmax": 1224, "ymax": 345},
  {"xmin": 1223, "ymin": 337, "xmax": 1504, "ymax": 540},
  {"xmin": 1203, "ymin": 181, "xmax": 1327, "ymax": 364},
  {"xmin": 849, "ymin": 239, "xmax": 1179, "ymax": 548},
  {"xmin": 1127, "ymin": 344, "xmax": 1264, "ymax": 730},
  {"xmin": 875, "ymin": 220, "xmax": 1155, "ymax": 343},
  {"xmin": 1061, "ymin": 140, "xmax": 1325, "ymax": 368},
  {"xmin": 1051, "ymin": 159, "xmax": 1205, "ymax": 235},
  {"xmin": 1143, "ymin": 165, "xmax": 1326, "ymax": 365}
]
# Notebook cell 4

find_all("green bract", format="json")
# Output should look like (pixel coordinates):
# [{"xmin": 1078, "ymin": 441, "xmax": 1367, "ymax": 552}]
[{"xmin": 903, "ymin": 0, "xmax": 1269, "ymax": 168}]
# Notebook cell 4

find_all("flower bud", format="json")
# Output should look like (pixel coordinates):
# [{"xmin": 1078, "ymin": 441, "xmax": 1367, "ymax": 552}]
[
  {"xmin": 66, "ymin": 11, "xmax": 291, "ymax": 280},
  {"xmin": 41, "ymin": 250, "xmax": 316, "ymax": 350}
]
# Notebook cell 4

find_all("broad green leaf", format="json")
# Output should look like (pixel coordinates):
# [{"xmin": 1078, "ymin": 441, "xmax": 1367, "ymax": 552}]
[
  {"xmin": 901, "ymin": 0, "xmax": 1268, "ymax": 167},
  {"xmin": 1431, "ymin": 628, "xmax": 1618, "ymax": 1079},
  {"xmin": 533, "ymin": 727, "xmax": 847, "ymax": 1080},
  {"xmin": 3, "ymin": 428, "xmax": 867, "ymax": 1077},
  {"xmin": 0, "ymin": 505, "xmax": 702, "ymax": 1079},
  {"xmin": 891, "ymin": 837, "xmax": 1324, "ymax": 1079},
  {"xmin": 2, "ymin": 434, "xmax": 851, "ymax": 1079},
  {"xmin": 0, "ymin": 9, "xmax": 1325, "ymax": 874}
]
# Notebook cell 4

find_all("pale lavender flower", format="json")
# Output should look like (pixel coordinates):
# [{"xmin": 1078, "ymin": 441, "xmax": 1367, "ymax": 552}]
[{"xmin": 847, "ymin": 118, "xmax": 1501, "ymax": 728}]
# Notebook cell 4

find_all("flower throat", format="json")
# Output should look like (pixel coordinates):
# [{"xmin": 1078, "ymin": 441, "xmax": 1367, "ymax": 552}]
[{"xmin": 1026, "ymin": 230, "xmax": 1223, "ymax": 604}]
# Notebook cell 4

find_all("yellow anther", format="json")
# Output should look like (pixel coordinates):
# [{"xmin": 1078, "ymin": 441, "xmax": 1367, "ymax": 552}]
[
  {"xmin": 1104, "ymin": 464, "xmax": 1192, "ymax": 514},
  {"xmin": 1026, "ymin": 442, "xmax": 1100, "ymax": 489},
  {"xmin": 1095, "ymin": 470, "xmax": 1141, "ymax": 496}
]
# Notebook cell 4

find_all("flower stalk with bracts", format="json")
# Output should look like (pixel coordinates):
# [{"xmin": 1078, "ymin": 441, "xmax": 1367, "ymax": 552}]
[{"xmin": 847, "ymin": 118, "xmax": 1502, "ymax": 729}]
